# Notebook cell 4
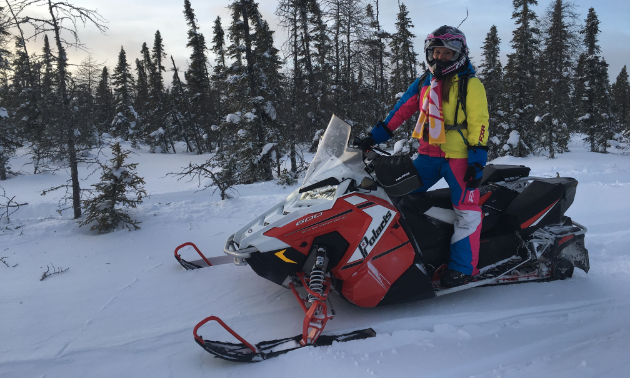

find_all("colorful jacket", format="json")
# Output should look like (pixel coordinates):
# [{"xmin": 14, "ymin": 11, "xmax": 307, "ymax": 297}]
[{"xmin": 374, "ymin": 63, "xmax": 489, "ymax": 159}]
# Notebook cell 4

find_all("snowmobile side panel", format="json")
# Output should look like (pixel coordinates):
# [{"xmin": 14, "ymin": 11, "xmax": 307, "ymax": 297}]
[
  {"xmin": 477, "ymin": 233, "xmax": 520, "ymax": 269},
  {"xmin": 479, "ymin": 185, "xmax": 519, "ymax": 234},
  {"xmin": 341, "ymin": 239, "xmax": 416, "ymax": 307},
  {"xmin": 377, "ymin": 257, "xmax": 436, "ymax": 306},
  {"xmin": 264, "ymin": 197, "xmax": 366, "ymax": 258},
  {"xmin": 505, "ymin": 180, "xmax": 566, "ymax": 234}
]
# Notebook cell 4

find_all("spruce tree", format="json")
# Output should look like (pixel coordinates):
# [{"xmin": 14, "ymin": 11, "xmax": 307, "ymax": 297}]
[
  {"xmin": 31, "ymin": 35, "xmax": 57, "ymax": 173},
  {"xmin": 363, "ymin": 2, "xmax": 390, "ymax": 111},
  {"xmin": 388, "ymin": 2, "xmax": 417, "ymax": 136},
  {"xmin": 275, "ymin": 0, "xmax": 326, "ymax": 171},
  {"xmin": 502, "ymin": 0, "xmax": 540, "ymax": 157},
  {"xmin": 134, "ymin": 53, "xmax": 150, "ymax": 145},
  {"xmin": 209, "ymin": 16, "xmax": 228, "ymax": 151},
  {"xmin": 612, "ymin": 66, "xmax": 630, "ymax": 133},
  {"xmin": 479, "ymin": 25, "xmax": 506, "ymax": 160},
  {"xmin": 145, "ymin": 31, "xmax": 173, "ymax": 153},
  {"xmin": 73, "ymin": 54, "xmax": 102, "ymax": 149},
  {"xmin": 80, "ymin": 142, "xmax": 146, "ymax": 233},
  {"xmin": 95, "ymin": 67, "xmax": 115, "ymax": 136},
  {"xmin": 182, "ymin": 0, "xmax": 211, "ymax": 150},
  {"xmin": 575, "ymin": 8, "xmax": 615, "ymax": 152},
  {"xmin": 111, "ymin": 46, "xmax": 137, "ymax": 142},
  {"xmin": 533, "ymin": 0, "xmax": 578, "ymax": 158},
  {"xmin": 223, "ymin": 0, "xmax": 277, "ymax": 183}
]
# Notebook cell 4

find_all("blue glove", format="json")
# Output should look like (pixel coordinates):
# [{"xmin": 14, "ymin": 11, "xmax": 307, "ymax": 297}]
[
  {"xmin": 464, "ymin": 147, "xmax": 487, "ymax": 189},
  {"xmin": 370, "ymin": 121, "xmax": 394, "ymax": 144}
]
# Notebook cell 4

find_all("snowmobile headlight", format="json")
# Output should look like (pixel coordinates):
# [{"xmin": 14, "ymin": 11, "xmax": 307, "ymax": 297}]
[{"xmin": 299, "ymin": 185, "xmax": 337, "ymax": 201}]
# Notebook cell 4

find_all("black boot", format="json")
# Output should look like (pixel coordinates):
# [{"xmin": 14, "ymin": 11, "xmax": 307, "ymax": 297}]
[{"xmin": 440, "ymin": 269, "xmax": 472, "ymax": 288}]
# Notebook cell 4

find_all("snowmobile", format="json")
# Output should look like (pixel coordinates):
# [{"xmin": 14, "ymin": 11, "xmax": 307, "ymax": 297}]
[{"xmin": 174, "ymin": 115, "xmax": 589, "ymax": 362}]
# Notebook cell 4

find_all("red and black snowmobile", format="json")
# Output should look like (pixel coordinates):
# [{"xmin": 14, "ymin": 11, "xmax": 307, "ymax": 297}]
[{"xmin": 174, "ymin": 115, "xmax": 589, "ymax": 362}]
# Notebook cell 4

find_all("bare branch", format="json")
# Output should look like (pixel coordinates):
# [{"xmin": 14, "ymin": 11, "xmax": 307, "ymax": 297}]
[{"xmin": 40, "ymin": 263, "xmax": 69, "ymax": 281}]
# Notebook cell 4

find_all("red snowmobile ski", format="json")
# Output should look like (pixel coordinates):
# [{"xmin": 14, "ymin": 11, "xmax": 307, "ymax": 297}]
[{"xmin": 176, "ymin": 116, "xmax": 589, "ymax": 362}]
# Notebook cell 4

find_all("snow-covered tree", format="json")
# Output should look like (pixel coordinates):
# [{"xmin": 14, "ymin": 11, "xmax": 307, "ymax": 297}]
[
  {"xmin": 612, "ymin": 66, "xmax": 630, "ymax": 134},
  {"xmin": 144, "ymin": 31, "xmax": 173, "ymax": 153},
  {"xmin": 502, "ymin": 0, "xmax": 540, "ymax": 157},
  {"xmin": 478, "ymin": 25, "xmax": 506, "ymax": 160},
  {"xmin": 80, "ymin": 142, "xmax": 146, "ymax": 233},
  {"xmin": 133, "ymin": 52, "xmax": 150, "ymax": 145},
  {"xmin": 183, "ymin": 0, "xmax": 211, "ymax": 147},
  {"xmin": 574, "ymin": 8, "xmax": 616, "ymax": 153},
  {"xmin": 533, "ymin": 0, "xmax": 578, "ymax": 158},
  {"xmin": 222, "ymin": 0, "xmax": 279, "ymax": 183},
  {"xmin": 95, "ymin": 67, "xmax": 114, "ymax": 136},
  {"xmin": 388, "ymin": 2, "xmax": 417, "ymax": 137},
  {"xmin": 389, "ymin": 3, "xmax": 416, "ymax": 100},
  {"xmin": 111, "ymin": 47, "xmax": 137, "ymax": 142}
]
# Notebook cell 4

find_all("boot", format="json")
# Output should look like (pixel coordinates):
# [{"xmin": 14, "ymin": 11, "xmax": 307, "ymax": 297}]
[{"xmin": 440, "ymin": 269, "xmax": 472, "ymax": 288}]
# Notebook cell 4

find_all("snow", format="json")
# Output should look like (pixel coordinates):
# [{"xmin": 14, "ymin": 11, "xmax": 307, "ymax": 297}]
[
  {"xmin": 263, "ymin": 101, "xmax": 277, "ymax": 120},
  {"xmin": 2, "ymin": 135, "xmax": 630, "ymax": 377},
  {"xmin": 507, "ymin": 130, "xmax": 520, "ymax": 146},
  {"xmin": 0, "ymin": 107, "xmax": 9, "ymax": 118},
  {"xmin": 226, "ymin": 113, "xmax": 241, "ymax": 123}
]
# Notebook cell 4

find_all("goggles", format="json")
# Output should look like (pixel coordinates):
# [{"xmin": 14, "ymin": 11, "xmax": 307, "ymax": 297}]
[{"xmin": 424, "ymin": 34, "xmax": 466, "ymax": 52}]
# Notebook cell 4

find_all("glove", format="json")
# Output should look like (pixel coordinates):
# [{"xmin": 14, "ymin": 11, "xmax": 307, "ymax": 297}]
[
  {"xmin": 357, "ymin": 135, "xmax": 376, "ymax": 150},
  {"xmin": 464, "ymin": 147, "xmax": 487, "ymax": 189},
  {"xmin": 370, "ymin": 121, "xmax": 394, "ymax": 144}
]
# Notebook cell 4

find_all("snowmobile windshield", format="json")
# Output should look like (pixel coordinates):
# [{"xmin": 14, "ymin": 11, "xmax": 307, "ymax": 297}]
[{"xmin": 301, "ymin": 116, "xmax": 365, "ymax": 190}]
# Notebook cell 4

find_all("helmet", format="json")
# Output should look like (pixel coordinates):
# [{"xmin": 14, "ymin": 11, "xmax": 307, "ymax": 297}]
[{"xmin": 424, "ymin": 25, "xmax": 469, "ymax": 78}]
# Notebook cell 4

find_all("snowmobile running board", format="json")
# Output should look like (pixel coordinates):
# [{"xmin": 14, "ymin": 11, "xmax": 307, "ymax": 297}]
[
  {"xmin": 174, "ymin": 242, "xmax": 234, "ymax": 270},
  {"xmin": 193, "ymin": 315, "xmax": 376, "ymax": 362}
]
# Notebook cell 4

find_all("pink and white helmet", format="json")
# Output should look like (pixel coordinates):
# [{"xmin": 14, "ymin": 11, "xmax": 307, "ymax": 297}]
[{"xmin": 424, "ymin": 25, "xmax": 469, "ymax": 78}]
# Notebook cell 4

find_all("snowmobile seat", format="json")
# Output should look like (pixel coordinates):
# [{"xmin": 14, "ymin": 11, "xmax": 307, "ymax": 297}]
[{"xmin": 480, "ymin": 164, "xmax": 531, "ymax": 186}]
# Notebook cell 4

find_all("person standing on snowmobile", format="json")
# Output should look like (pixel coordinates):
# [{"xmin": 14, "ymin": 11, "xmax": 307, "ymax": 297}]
[{"xmin": 359, "ymin": 25, "xmax": 489, "ymax": 287}]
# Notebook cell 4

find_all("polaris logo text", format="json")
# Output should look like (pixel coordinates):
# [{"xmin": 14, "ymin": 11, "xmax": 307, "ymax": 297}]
[
  {"xmin": 358, "ymin": 211, "xmax": 392, "ymax": 257},
  {"xmin": 296, "ymin": 212, "xmax": 323, "ymax": 226}
]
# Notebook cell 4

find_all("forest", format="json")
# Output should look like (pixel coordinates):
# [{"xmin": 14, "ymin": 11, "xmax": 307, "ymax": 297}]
[{"xmin": 0, "ymin": 0, "xmax": 628, "ymax": 220}]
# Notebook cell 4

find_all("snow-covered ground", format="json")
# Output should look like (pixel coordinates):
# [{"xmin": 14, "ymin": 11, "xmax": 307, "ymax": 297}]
[{"xmin": 1, "ymin": 136, "xmax": 629, "ymax": 378}]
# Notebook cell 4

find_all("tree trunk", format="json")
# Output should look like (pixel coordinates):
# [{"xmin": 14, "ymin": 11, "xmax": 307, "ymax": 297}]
[{"xmin": 48, "ymin": 0, "xmax": 81, "ymax": 219}]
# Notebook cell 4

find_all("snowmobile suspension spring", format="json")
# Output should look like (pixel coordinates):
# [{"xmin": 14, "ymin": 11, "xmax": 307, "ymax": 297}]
[{"xmin": 308, "ymin": 247, "xmax": 326, "ymax": 303}]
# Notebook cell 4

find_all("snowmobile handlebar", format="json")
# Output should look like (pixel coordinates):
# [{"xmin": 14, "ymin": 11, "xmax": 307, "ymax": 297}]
[{"xmin": 350, "ymin": 135, "xmax": 391, "ymax": 156}]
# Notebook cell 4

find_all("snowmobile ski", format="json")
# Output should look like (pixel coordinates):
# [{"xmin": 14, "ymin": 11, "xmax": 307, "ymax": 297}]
[
  {"xmin": 174, "ymin": 242, "xmax": 234, "ymax": 270},
  {"xmin": 193, "ymin": 316, "xmax": 376, "ymax": 362}
]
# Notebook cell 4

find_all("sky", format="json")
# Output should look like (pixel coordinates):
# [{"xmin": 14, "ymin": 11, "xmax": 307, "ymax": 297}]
[{"xmin": 15, "ymin": 0, "xmax": 630, "ymax": 85}]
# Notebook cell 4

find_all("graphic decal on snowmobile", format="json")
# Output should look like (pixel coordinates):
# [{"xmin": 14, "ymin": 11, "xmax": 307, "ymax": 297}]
[
  {"xmin": 356, "ymin": 202, "xmax": 376, "ymax": 209},
  {"xmin": 347, "ymin": 205, "xmax": 396, "ymax": 263},
  {"xmin": 521, "ymin": 199, "xmax": 559, "ymax": 228},
  {"xmin": 275, "ymin": 249, "xmax": 297, "ymax": 264},
  {"xmin": 343, "ymin": 196, "xmax": 368, "ymax": 205},
  {"xmin": 284, "ymin": 209, "xmax": 354, "ymax": 237},
  {"xmin": 296, "ymin": 212, "xmax": 323, "ymax": 226},
  {"xmin": 371, "ymin": 240, "xmax": 411, "ymax": 261}
]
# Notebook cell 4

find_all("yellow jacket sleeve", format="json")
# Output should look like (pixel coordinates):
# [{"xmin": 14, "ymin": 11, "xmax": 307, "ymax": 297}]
[{"xmin": 464, "ymin": 77, "xmax": 490, "ymax": 147}]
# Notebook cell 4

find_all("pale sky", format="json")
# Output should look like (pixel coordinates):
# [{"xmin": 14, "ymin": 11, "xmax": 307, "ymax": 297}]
[{"xmin": 17, "ymin": 0, "xmax": 630, "ymax": 85}]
